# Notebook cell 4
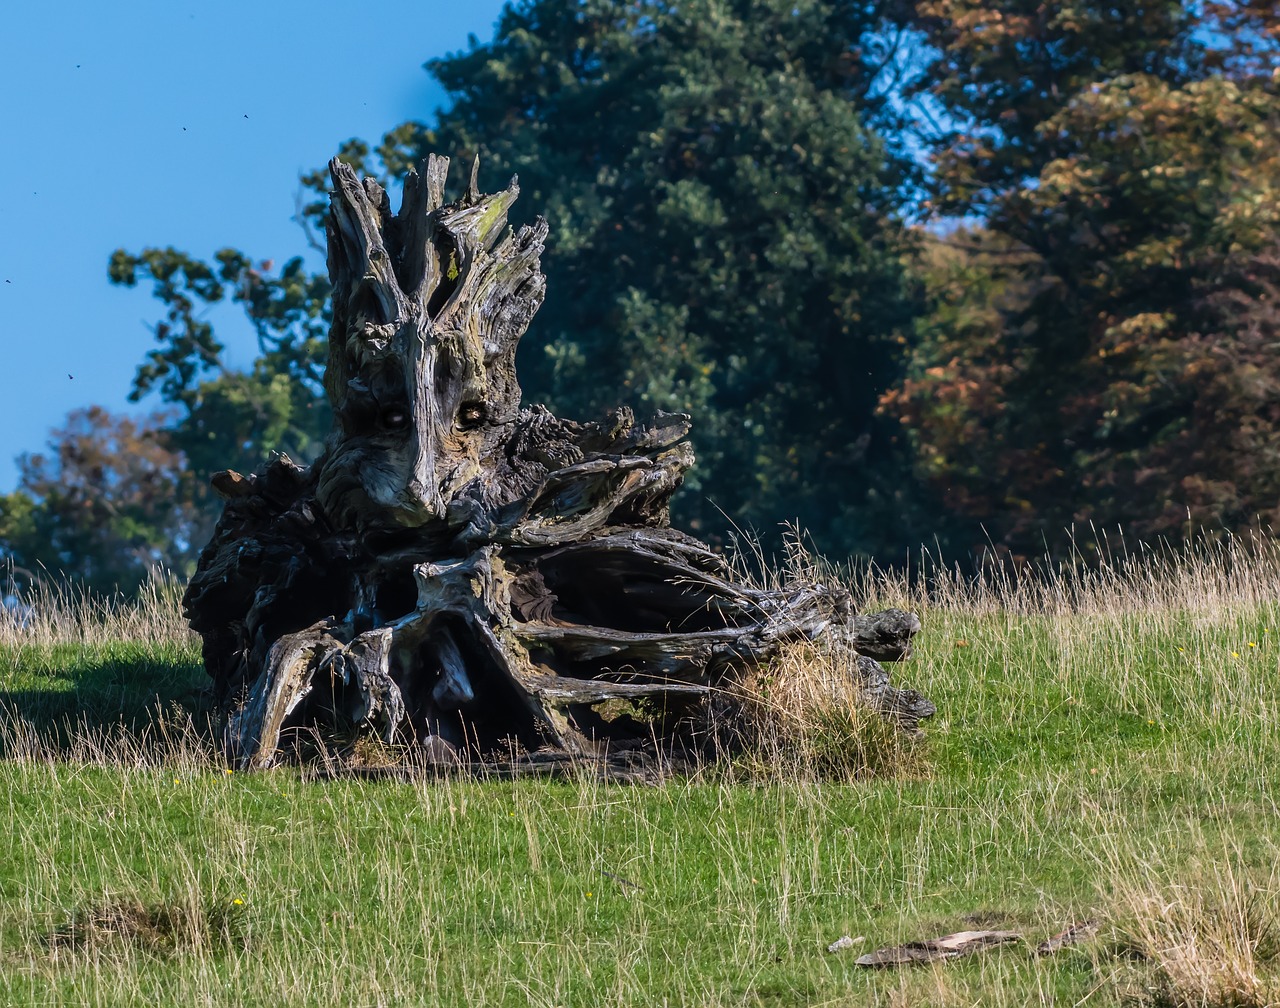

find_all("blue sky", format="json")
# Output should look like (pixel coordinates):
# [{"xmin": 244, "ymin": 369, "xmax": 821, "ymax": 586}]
[{"xmin": 0, "ymin": 0, "xmax": 509, "ymax": 492}]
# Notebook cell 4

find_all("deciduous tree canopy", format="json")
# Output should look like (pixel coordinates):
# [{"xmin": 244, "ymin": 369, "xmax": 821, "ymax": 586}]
[
  {"xmin": 0, "ymin": 408, "xmax": 195, "ymax": 594},
  {"xmin": 885, "ymin": 0, "xmax": 1280, "ymax": 549}
]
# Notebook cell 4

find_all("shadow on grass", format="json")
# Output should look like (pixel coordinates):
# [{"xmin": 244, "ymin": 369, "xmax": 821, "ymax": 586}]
[{"xmin": 0, "ymin": 644, "xmax": 215, "ymax": 756}]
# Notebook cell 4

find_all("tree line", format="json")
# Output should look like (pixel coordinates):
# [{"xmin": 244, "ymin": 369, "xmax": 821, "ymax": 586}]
[{"xmin": 2, "ymin": 0, "xmax": 1277, "ymax": 594}]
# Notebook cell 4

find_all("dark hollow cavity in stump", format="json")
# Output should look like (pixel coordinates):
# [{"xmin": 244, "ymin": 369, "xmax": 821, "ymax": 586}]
[{"xmin": 183, "ymin": 154, "xmax": 934, "ymax": 771}]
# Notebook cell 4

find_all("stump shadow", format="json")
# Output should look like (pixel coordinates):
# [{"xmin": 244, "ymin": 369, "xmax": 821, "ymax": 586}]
[{"xmin": 0, "ymin": 648, "xmax": 215, "ymax": 757}]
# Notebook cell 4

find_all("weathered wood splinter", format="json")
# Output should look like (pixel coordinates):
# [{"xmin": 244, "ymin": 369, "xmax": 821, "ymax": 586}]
[{"xmin": 183, "ymin": 155, "xmax": 934, "ymax": 771}]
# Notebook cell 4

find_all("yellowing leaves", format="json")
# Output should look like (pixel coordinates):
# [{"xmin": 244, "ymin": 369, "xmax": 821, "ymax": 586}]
[{"xmin": 1104, "ymin": 313, "xmax": 1174, "ymax": 342}]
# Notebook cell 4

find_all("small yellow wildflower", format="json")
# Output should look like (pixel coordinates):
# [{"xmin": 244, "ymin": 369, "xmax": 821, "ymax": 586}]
[
  {"xmin": 232, "ymin": 898, "xmax": 244, "ymax": 906},
  {"xmin": 1249, "ymin": 642, "xmax": 1258, "ymax": 648},
  {"xmin": 173, "ymin": 778, "xmax": 181, "ymax": 784},
  {"xmin": 1147, "ymin": 719, "xmax": 1155, "ymax": 725},
  {"xmin": 224, "ymin": 768, "xmax": 233, "ymax": 775},
  {"xmin": 1232, "ymin": 651, "xmax": 1241, "ymax": 658},
  {"xmin": 586, "ymin": 892, "xmax": 594, "ymax": 898}
]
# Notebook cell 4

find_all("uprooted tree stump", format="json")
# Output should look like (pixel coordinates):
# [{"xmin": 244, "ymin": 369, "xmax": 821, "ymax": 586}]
[{"xmin": 183, "ymin": 154, "xmax": 934, "ymax": 773}]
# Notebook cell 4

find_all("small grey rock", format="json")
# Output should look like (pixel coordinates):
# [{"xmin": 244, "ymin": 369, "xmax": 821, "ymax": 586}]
[{"xmin": 419, "ymin": 734, "xmax": 461, "ymax": 766}]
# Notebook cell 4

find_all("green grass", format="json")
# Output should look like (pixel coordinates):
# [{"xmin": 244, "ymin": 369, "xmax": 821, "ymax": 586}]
[
  {"xmin": 3, "ymin": 544, "xmax": 1280, "ymax": 1006},
  {"xmin": 0, "ymin": 640, "xmax": 205, "ymax": 738}
]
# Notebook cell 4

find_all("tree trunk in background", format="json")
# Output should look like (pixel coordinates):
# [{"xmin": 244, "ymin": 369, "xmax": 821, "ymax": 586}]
[{"xmin": 183, "ymin": 155, "xmax": 932, "ymax": 772}]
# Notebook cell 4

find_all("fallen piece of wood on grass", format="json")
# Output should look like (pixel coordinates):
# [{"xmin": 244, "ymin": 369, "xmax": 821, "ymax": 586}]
[
  {"xmin": 1034, "ymin": 919, "xmax": 1099, "ymax": 956},
  {"xmin": 854, "ymin": 929, "xmax": 1023, "ymax": 967}
]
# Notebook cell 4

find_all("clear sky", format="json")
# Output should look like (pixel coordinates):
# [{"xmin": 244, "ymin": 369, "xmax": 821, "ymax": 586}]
[{"xmin": 0, "ymin": 0, "xmax": 509, "ymax": 492}]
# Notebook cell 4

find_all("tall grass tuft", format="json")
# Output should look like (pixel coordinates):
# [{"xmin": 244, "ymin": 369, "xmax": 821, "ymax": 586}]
[
  {"xmin": 710, "ymin": 527, "xmax": 931, "ymax": 780},
  {"xmin": 0, "ymin": 567, "xmax": 193, "ymax": 650},
  {"xmin": 724, "ymin": 640, "xmax": 927, "ymax": 781},
  {"xmin": 1105, "ymin": 845, "xmax": 1280, "ymax": 1008},
  {"xmin": 43, "ymin": 890, "xmax": 250, "ymax": 958}
]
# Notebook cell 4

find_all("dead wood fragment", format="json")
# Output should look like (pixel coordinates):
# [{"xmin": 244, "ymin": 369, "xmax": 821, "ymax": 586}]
[
  {"xmin": 854, "ymin": 930, "xmax": 1023, "ymax": 967},
  {"xmin": 849, "ymin": 608, "xmax": 922, "ymax": 662},
  {"xmin": 1034, "ymin": 919, "xmax": 1100, "ymax": 955},
  {"xmin": 182, "ymin": 154, "xmax": 934, "ymax": 770},
  {"xmin": 851, "ymin": 655, "xmax": 937, "ymax": 731}
]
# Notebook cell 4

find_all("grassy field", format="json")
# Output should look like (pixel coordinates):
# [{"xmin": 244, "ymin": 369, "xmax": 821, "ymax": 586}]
[{"xmin": 2, "ymin": 539, "xmax": 1280, "ymax": 1007}]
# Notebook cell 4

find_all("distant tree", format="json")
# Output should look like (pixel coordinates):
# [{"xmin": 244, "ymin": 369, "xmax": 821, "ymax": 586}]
[
  {"xmin": 883, "ymin": 2, "xmax": 1280, "ymax": 548},
  {"xmin": 877, "ymin": 228, "xmax": 1037, "ymax": 538},
  {"xmin": 906, "ymin": 0, "xmax": 1200, "ymax": 217},
  {"xmin": 1165, "ymin": 245, "xmax": 1280, "ymax": 533},
  {"xmin": 0, "ymin": 407, "xmax": 196, "ymax": 594},
  {"xmin": 107, "ymin": 248, "xmax": 331, "ymax": 531},
  {"xmin": 0, "ymin": 492, "xmax": 37, "ymax": 576}
]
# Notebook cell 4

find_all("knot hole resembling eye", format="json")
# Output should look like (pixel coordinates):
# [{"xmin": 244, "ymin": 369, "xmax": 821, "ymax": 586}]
[
  {"xmin": 380, "ymin": 408, "xmax": 410, "ymax": 431},
  {"xmin": 457, "ymin": 401, "xmax": 487, "ymax": 431}
]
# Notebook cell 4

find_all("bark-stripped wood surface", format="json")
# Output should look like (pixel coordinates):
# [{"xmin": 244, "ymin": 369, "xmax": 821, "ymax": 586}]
[{"xmin": 184, "ymin": 155, "xmax": 934, "ymax": 771}]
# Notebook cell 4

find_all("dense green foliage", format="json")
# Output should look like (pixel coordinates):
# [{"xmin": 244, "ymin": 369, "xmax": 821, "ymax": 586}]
[{"xmin": 4, "ymin": 0, "xmax": 1276, "ymax": 588}]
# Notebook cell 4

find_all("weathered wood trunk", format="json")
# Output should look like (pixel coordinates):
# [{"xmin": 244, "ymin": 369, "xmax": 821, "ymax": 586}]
[{"xmin": 183, "ymin": 155, "xmax": 933, "ymax": 771}]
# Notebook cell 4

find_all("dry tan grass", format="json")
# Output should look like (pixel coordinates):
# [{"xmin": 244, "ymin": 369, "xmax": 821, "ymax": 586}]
[
  {"xmin": 852, "ymin": 527, "xmax": 1280, "ymax": 619},
  {"xmin": 1100, "ymin": 839, "xmax": 1280, "ymax": 1008},
  {"xmin": 725, "ymin": 640, "xmax": 928, "ymax": 781},
  {"xmin": 8, "ymin": 528, "xmax": 1279, "ymax": 646},
  {"xmin": 0, "ymin": 700, "xmax": 217, "ymax": 769},
  {"xmin": 43, "ymin": 891, "xmax": 249, "ymax": 957},
  {"xmin": 0, "ymin": 569, "xmax": 194, "ymax": 649}
]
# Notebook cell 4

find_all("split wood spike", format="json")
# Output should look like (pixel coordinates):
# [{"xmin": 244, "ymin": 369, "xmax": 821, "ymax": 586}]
[{"xmin": 182, "ymin": 154, "xmax": 934, "ymax": 772}]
